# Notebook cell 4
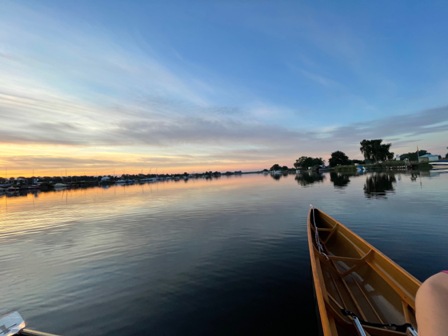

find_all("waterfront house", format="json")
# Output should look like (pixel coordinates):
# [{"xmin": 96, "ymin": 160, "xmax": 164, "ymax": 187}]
[{"xmin": 418, "ymin": 154, "xmax": 441, "ymax": 162}]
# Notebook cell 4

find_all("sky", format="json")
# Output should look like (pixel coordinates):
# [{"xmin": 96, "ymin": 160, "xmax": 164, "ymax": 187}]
[{"xmin": 1, "ymin": 0, "xmax": 448, "ymax": 177}]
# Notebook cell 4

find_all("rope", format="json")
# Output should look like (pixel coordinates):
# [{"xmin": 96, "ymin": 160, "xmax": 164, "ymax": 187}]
[{"xmin": 310, "ymin": 204, "xmax": 329, "ymax": 260}]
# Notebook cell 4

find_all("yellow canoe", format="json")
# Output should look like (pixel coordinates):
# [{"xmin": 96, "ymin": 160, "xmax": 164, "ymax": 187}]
[{"xmin": 307, "ymin": 206, "xmax": 421, "ymax": 336}]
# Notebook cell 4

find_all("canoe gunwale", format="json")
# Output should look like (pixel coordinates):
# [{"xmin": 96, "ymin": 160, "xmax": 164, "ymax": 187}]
[{"xmin": 307, "ymin": 206, "xmax": 421, "ymax": 336}]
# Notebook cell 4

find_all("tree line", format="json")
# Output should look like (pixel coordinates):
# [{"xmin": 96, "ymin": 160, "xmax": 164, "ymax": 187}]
[{"xmin": 270, "ymin": 139, "xmax": 444, "ymax": 171}]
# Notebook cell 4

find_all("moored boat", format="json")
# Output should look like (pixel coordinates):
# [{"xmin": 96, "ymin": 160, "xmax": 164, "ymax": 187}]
[
  {"xmin": 430, "ymin": 160, "xmax": 448, "ymax": 169},
  {"xmin": 53, "ymin": 183, "xmax": 67, "ymax": 189},
  {"xmin": 307, "ymin": 206, "xmax": 421, "ymax": 336}
]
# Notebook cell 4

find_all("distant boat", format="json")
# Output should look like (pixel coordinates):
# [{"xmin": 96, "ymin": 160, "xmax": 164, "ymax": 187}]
[
  {"xmin": 115, "ymin": 179, "xmax": 134, "ymax": 185},
  {"xmin": 356, "ymin": 165, "xmax": 366, "ymax": 173},
  {"xmin": 53, "ymin": 183, "xmax": 67, "ymax": 189},
  {"xmin": 140, "ymin": 177, "xmax": 158, "ymax": 183},
  {"xmin": 430, "ymin": 161, "xmax": 448, "ymax": 169},
  {"xmin": 307, "ymin": 206, "xmax": 420, "ymax": 336},
  {"xmin": 6, "ymin": 186, "xmax": 20, "ymax": 193}
]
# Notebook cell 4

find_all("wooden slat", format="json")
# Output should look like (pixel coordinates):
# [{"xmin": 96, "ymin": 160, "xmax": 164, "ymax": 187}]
[{"xmin": 353, "ymin": 275, "xmax": 384, "ymax": 324}]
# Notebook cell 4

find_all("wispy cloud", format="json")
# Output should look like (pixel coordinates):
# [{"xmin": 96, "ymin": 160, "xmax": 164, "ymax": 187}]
[{"xmin": 297, "ymin": 69, "xmax": 341, "ymax": 88}]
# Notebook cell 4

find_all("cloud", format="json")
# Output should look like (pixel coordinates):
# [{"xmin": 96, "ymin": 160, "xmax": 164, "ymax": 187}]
[
  {"xmin": 0, "ymin": 2, "xmax": 213, "ymax": 111},
  {"xmin": 4, "ymin": 155, "xmax": 121, "ymax": 168},
  {"xmin": 341, "ymin": 107, "xmax": 448, "ymax": 141},
  {"xmin": 297, "ymin": 69, "xmax": 341, "ymax": 88},
  {"xmin": 292, "ymin": 106, "xmax": 448, "ymax": 159},
  {"xmin": 2, "ymin": 74, "xmax": 447, "ymax": 155},
  {"xmin": 1, "ymin": 104, "xmax": 447, "ymax": 174}
]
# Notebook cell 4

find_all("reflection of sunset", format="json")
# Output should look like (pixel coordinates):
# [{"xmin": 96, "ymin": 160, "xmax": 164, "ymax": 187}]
[{"xmin": 0, "ymin": 175, "xmax": 274, "ymax": 239}]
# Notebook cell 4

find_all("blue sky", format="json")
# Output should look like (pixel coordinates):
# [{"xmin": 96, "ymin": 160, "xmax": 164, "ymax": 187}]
[{"xmin": 1, "ymin": 0, "xmax": 448, "ymax": 176}]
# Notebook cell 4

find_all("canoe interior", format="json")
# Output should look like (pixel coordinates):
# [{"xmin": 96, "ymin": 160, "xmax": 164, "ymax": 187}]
[{"xmin": 308, "ymin": 207, "xmax": 421, "ymax": 336}]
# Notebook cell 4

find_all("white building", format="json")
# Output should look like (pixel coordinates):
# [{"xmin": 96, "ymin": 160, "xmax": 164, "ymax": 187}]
[{"xmin": 419, "ymin": 154, "xmax": 440, "ymax": 162}]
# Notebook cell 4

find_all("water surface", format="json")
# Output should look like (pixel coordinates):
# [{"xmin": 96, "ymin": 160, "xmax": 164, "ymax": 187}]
[{"xmin": 1, "ymin": 171, "xmax": 447, "ymax": 335}]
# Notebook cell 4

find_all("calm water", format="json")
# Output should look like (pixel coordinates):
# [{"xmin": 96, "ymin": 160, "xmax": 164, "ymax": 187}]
[{"xmin": 1, "ymin": 170, "xmax": 447, "ymax": 335}]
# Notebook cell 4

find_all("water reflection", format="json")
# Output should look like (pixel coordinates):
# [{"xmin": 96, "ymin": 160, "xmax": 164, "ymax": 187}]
[
  {"xmin": 410, "ymin": 172, "xmax": 421, "ymax": 181},
  {"xmin": 329, "ymin": 172, "xmax": 352, "ymax": 189},
  {"xmin": 295, "ymin": 171, "xmax": 325, "ymax": 186},
  {"xmin": 363, "ymin": 173, "xmax": 396, "ymax": 198},
  {"xmin": 270, "ymin": 173, "xmax": 282, "ymax": 181},
  {"xmin": 268, "ymin": 171, "xmax": 292, "ymax": 181},
  {"xmin": 2, "ymin": 170, "xmax": 442, "ymax": 202},
  {"xmin": 1, "ymin": 171, "xmax": 448, "ymax": 336},
  {"xmin": 429, "ymin": 168, "xmax": 448, "ymax": 176}
]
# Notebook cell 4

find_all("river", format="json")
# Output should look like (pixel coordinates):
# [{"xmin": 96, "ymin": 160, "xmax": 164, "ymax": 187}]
[{"xmin": 1, "ymin": 170, "xmax": 447, "ymax": 335}]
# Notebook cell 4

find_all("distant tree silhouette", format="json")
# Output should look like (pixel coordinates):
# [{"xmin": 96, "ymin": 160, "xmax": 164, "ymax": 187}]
[
  {"xmin": 360, "ymin": 139, "xmax": 393, "ymax": 162},
  {"xmin": 294, "ymin": 156, "xmax": 324, "ymax": 170},
  {"xmin": 329, "ymin": 151, "xmax": 351, "ymax": 167}
]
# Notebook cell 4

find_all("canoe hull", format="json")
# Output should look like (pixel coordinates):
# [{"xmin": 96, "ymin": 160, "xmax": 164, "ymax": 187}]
[{"xmin": 307, "ymin": 206, "xmax": 421, "ymax": 336}]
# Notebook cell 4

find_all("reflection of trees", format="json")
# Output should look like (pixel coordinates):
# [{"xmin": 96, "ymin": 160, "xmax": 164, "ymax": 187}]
[
  {"xmin": 295, "ymin": 172, "xmax": 325, "ymax": 186},
  {"xmin": 270, "ymin": 173, "xmax": 282, "ymax": 181},
  {"xmin": 363, "ymin": 173, "xmax": 396, "ymax": 198},
  {"xmin": 330, "ymin": 172, "xmax": 351, "ymax": 189},
  {"xmin": 269, "ymin": 171, "xmax": 291, "ymax": 181},
  {"xmin": 410, "ymin": 172, "xmax": 420, "ymax": 181}
]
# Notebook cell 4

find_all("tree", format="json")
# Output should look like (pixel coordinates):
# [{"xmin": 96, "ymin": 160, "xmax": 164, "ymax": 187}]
[
  {"xmin": 269, "ymin": 164, "xmax": 290, "ymax": 172},
  {"xmin": 294, "ymin": 156, "xmax": 308, "ymax": 169},
  {"xmin": 329, "ymin": 151, "xmax": 351, "ymax": 167},
  {"xmin": 294, "ymin": 156, "xmax": 324, "ymax": 170},
  {"xmin": 270, "ymin": 164, "xmax": 281, "ymax": 171},
  {"xmin": 360, "ymin": 139, "xmax": 394, "ymax": 163}
]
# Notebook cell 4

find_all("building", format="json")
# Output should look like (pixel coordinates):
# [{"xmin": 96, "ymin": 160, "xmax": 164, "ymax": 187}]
[{"xmin": 418, "ymin": 154, "xmax": 441, "ymax": 162}]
